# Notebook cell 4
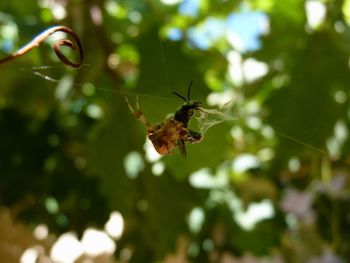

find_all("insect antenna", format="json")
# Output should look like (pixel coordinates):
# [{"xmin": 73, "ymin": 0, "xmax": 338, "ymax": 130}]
[
  {"xmin": 171, "ymin": 80, "xmax": 194, "ymax": 103},
  {"xmin": 187, "ymin": 80, "xmax": 193, "ymax": 101},
  {"xmin": 172, "ymin": 91, "xmax": 188, "ymax": 103}
]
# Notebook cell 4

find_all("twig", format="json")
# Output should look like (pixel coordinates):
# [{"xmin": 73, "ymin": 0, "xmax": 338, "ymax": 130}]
[{"xmin": 0, "ymin": 25, "xmax": 84, "ymax": 68}]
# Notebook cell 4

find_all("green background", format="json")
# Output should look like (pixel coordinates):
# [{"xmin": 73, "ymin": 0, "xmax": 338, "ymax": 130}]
[{"xmin": 0, "ymin": 0, "xmax": 350, "ymax": 262}]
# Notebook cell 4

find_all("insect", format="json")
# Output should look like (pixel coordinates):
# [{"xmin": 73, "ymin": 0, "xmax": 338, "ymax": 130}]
[{"xmin": 124, "ymin": 81, "xmax": 202, "ymax": 157}]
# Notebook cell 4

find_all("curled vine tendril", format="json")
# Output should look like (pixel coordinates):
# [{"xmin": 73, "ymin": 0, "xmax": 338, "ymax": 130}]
[{"xmin": 0, "ymin": 25, "xmax": 84, "ymax": 68}]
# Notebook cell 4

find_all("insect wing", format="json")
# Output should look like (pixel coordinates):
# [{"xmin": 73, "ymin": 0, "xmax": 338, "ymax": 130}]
[{"xmin": 177, "ymin": 139, "xmax": 187, "ymax": 158}]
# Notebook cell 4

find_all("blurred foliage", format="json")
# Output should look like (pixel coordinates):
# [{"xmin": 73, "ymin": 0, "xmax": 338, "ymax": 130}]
[{"xmin": 1, "ymin": 0, "xmax": 350, "ymax": 262}]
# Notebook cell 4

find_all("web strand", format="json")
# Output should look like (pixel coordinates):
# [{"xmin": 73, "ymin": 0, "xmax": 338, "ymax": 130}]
[
  {"xmin": 23, "ymin": 65, "xmax": 178, "ymax": 103},
  {"xmin": 158, "ymin": 36, "xmax": 172, "ymax": 92},
  {"xmin": 20, "ymin": 65, "xmax": 349, "ymax": 165}
]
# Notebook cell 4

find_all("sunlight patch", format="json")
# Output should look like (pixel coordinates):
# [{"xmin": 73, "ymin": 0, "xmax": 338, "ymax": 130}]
[
  {"xmin": 210, "ymin": 189, "xmax": 242, "ymax": 213},
  {"xmin": 335, "ymin": 120, "xmax": 348, "ymax": 142},
  {"xmin": 305, "ymin": 1, "xmax": 326, "ymax": 30},
  {"xmin": 152, "ymin": 161, "xmax": 165, "ymax": 176},
  {"xmin": 124, "ymin": 151, "xmax": 144, "ymax": 179},
  {"xmin": 189, "ymin": 168, "xmax": 228, "ymax": 189},
  {"xmin": 50, "ymin": 232, "xmax": 83, "ymax": 263},
  {"xmin": 246, "ymin": 116, "xmax": 262, "ymax": 130},
  {"xmin": 105, "ymin": 0, "xmax": 127, "ymax": 19},
  {"xmin": 326, "ymin": 120, "xmax": 348, "ymax": 158},
  {"xmin": 288, "ymin": 157, "xmax": 301, "ymax": 173},
  {"xmin": 206, "ymin": 89, "xmax": 236, "ymax": 107},
  {"xmin": 81, "ymin": 228, "xmax": 116, "ymax": 256},
  {"xmin": 188, "ymin": 207, "xmax": 205, "ymax": 233},
  {"xmin": 38, "ymin": 0, "xmax": 67, "ymax": 20},
  {"xmin": 104, "ymin": 211, "xmax": 124, "ymax": 240},
  {"xmin": 34, "ymin": 224, "xmax": 49, "ymax": 240},
  {"xmin": 343, "ymin": 0, "xmax": 350, "ymax": 25},
  {"xmin": 227, "ymin": 50, "xmax": 243, "ymax": 86},
  {"xmin": 20, "ymin": 246, "xmax": 44, "ymax": 263},
  {"xmin": 234, "ymin": 200, "xmax": 275, "ymax": 230},
  {"xmin": 230, "ymin": 126, "xmax": 244, "ymax": 141},
  {"xmin": 334, "ymin": 90, "xmax": 347, "ymax": 104},
  {"xmin": 129, "ymin": 11, "xmax": 142, "ymax": 24},
  {"xmin": 257, "ymin": 148, "xmax": 275, "ymax": 161},
  {"xmin": 0, "ymin": 22, "xmax": 17, "ymax": 40},
  {"xmin": 242, "ymin": 58, "xmax": 268, "ymax": 83},
  {"xmin": 261, "ymin": 125, "xmax": 275, "ymax": 139},
  {"xmin": 86, "ymin": 103, "xmax": 104, "ymax": 119},
  {"xmin": 161, "ymin": 0, "xmax": 182, "ymax": 5},
  {"xmin": 232, "ymin": 154, "xmax": 260, "ymax": 173},
  {"xmin": 226, "ymin": 30, "xmax": 245, "ymax": 52}
]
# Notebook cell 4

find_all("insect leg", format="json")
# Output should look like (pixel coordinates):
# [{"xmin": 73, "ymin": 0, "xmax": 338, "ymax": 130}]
[
  {"xmin": 124, "ymin": 95, "xmax": 151, "ymax": 128},
  {"xmin": 185, "ymin": 129, "xmax": 202, "ymax": 144}
]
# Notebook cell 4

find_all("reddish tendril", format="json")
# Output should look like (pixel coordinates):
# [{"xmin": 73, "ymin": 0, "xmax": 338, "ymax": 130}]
[{"xmin": 0, "ymin": 25, "xmax": 84, "ymax": 68}]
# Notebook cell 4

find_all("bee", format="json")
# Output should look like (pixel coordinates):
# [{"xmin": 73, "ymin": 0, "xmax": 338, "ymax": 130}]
[{"xmin": 124, "ymin": 81, "xmax": 202, "ymax": 157}]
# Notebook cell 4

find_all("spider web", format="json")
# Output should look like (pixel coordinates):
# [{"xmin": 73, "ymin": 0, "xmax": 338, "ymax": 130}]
[
  {"xmin": 194, "ymin": 101, "xmax": 238, "ymax": 136},
  {"xmin": 22, "ymin": 66, "xmax": 342, "ymax": 162},
  {"xmin": 193, "ymin": 100, "xmax": 335, "ymax": 161}
]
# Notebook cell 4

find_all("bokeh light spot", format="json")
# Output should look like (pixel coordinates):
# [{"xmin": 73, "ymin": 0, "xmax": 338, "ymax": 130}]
[
  {"xmin": 86, "ymin": 103, "xmax": 104, "ymax": 120},
  {"xmin": 50, "ymin": 232, "xmax": 83, "ymax": 263},
  {"xmin": 161, "ymin": 0, "xmax": 182, "ymax": 5},
  {"xmin": 288, "ymin": 157, "xmax": 301, "ymax": 173},
  {"xmin": 234, "ymin": 199, "xmax": 275, "ymax": 230},
  {"xmin": 82, "ymin": 83, "xmax": 96, "ymax": 96},
  {"xmin": 152, "ymin": 161, "xmax": 165, "ymax": 176},
  {"xmin": 129, "ymin": 11, "xmax": 142, "ymax": 24},
  {"xmin": 45, "ymin": 197, "xmax": 59, "ymax": 214},
  {"xmin": 81, "ymin": 228, "xmax": 116, "ymax": 256},
  {"xmin": 232, "ymin": 154, "xmax": 260, "ymax": 173},
  {"xmin": 305, "ymin": 0, "xmax": 326, "ymax": 29},
  {"xmin": 188, "ymin": 207, "xmax": 205, "ymax": 233},
  {"xmin": 104, "ymin": 211, "xmax": 124, "ymax": 240},
  {"xmin": 20, "ymin": 246, "xmax": 44, "ymax": 263},
  {"xmin": 334, "ymin": 90, "xmax": 347, "ymax": 104},
  {"xmin": 124, "ymin": 151, "xmax": 144, "ymax": 179},
  {"xmin": 34, "ymin": 224, "xmax": 49, "ymax": 240}
]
